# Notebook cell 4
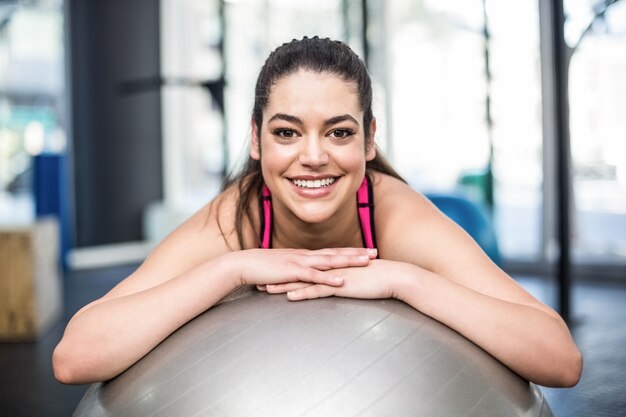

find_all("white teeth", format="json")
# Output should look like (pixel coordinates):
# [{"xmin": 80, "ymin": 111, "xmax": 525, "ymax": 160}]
[{"xmin": 292, "ymin": 177, "xmax": 336, "ymax": 188}]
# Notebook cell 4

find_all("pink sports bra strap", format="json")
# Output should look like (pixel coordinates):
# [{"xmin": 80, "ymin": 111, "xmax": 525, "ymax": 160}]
[
  {"xmin": 260, "ymin": 185, "xmax": 272, "ymax": 249},
  {"xmin": 357, "ymin": 176, "xmax": 377, "ymax": 250},
  {"xmin": 259, "ymin": 176, "xmax": 377, "ymax": 252}
]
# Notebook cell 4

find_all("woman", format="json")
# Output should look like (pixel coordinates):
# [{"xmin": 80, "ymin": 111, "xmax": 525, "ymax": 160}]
[{"xmin": 53, "ymin": 36, "xmax": 582, "ymax": 387}]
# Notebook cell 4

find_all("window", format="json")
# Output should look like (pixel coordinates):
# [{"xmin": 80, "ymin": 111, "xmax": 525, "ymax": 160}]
[
  {"xmin": 566, "ymin": 0, "xmax": 626, "ymax": 265},
  {"xmin": 0, "ymin": 2, "xmax": 65, "ymax": 225},
  {"xmin": 368, "ymin": 0, "xmax": 544, "ymax": 261}
]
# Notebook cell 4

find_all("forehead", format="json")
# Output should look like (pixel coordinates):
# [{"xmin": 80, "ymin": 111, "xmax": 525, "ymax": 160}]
[{"xmin": 266, "ymin": 70, "xmax": 361, "ymax": 120}]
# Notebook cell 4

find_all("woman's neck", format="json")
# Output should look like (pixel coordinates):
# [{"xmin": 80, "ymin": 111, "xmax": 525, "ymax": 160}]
[{"xmin": 271, "ymin": 202, "xmax": 363, "ymax": 250}]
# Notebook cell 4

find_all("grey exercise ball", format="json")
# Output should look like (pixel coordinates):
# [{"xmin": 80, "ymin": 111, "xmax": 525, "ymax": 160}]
[{"xmin": 74, "ymin": 290, "xmax": 553, "ymax": 417}]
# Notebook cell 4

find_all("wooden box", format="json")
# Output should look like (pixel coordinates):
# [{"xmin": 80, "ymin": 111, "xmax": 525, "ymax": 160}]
[{"xmin": 0, "ymin": 217, "xmax": 63, "ymax": 341}]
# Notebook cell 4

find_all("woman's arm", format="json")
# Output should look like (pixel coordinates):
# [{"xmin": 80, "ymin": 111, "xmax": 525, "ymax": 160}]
[
  {"xmin": 52, "ymin": 193, "xmax": 239, "ymax": 384},
  {"xmin": 52, "ymin": 190, "xmax": 374, "ymax": 384},
  {"xmin": 267, "ymin": 175, "xmax": 582, "ymax": 387},
  {"xmin": 379, "ymin": 176, "xmax": 582, "ymax": 387},
  {"xmin": 53, "ymin": 254, "xmax": 237, "ymax": 384},
  {"xmin": 54, "ymin": 248, "xmax": 372, "ymax": 384},
  {"xmin": 394, "ymin": 262, "xmax": 582, "ymax": 388},
  {"xmin": 278, "ymin": 259, "xmax": 581, "ymax": 387}
]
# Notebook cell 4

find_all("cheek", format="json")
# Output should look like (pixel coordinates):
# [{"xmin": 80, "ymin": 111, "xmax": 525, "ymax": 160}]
[
  {"xmin": 333, "ymin": 144, "xmax": 369, "ymax": 172},
  {"xmin": 260, "ymin": 141, "xmax": 295, "ymax": 171},
  {"xmin": 259, "ymin": 139, "xmax": 369, "ymax": 174}
]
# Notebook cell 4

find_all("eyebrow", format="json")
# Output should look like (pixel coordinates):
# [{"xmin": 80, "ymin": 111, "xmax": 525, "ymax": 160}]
[{"xmin": 267, "ymin": 113, "xmax": 359, "ymax": 128}]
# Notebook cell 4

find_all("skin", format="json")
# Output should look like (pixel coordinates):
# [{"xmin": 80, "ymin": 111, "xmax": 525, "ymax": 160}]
[
  {"xmin": 251, "ymin": 70, "xmax": 376, "ymax": 249},
  {"xmin": 53, "ymin": 70, "xmax": 582, "ymax": 388}
]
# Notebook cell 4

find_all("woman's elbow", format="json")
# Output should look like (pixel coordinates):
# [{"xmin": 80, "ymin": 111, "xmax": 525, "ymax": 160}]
[
  {"xmin": 560, "ymin": 347, "xmax": 583, "ymax": 387},
  {"xmin": 52, "ymin": 343, "xmax": 81, "ymax": 385},
  {"xmin": 52, "ymin": 342, "xmax": 106, "ymax": 385},
  {"xmin": 542, "ymin": 346, "xmax": 583, "ymax": 388}
]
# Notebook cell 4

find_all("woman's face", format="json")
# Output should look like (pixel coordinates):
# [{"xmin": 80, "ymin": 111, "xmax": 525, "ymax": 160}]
[{"xmin": 251, "ymin": 70, "xmax": 376, "ymax": 225}]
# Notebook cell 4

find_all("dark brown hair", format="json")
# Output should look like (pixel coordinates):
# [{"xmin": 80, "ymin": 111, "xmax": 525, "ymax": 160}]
[{"xmin": 221, "ymin": 36, "xmax": 405, "ymax": 249}]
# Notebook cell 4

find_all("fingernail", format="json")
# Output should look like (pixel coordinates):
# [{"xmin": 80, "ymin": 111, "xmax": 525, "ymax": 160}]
[
  {"xmin": 331, "ymin": 276, "xmax": 343, "ymax": 284},
  {"xmin": 367, "ymin": 248, "xmax": 378, "ymax": 255}
]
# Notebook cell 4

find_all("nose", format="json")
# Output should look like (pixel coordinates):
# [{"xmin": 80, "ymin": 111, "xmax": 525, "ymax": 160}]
[{"xmin": 299, "ymin": 135, "xmax": 329, "ymax": 168}]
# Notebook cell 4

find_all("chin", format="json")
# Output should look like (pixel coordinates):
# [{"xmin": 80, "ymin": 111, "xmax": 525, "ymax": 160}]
[{"xmin": 291, "ymin": 205, "xmax": 335, "ymax": 225}]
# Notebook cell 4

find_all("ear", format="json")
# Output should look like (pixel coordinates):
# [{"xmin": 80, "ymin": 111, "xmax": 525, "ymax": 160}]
[
  {"xmin": 250, "ymin": 118, "xmax": 261, "ymax": 160},
  {"xmin": 365, "ymin": 117, "xmax": 377, "ymax": 161}
]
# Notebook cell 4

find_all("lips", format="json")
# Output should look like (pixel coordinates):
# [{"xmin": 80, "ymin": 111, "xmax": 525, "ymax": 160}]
[
  {"xmin": 285, "ymin": 175, "xmax": 341, "ymax": 198},
  {"xmin": 290, "ymin": 177, "xmax": 337, "ymax": 189}
]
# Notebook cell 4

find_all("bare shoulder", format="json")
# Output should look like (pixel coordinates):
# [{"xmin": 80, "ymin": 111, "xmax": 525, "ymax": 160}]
[
  {"xmin": 371, "ymin": 172, "xmax": 476, "ymax": 270},
  {"xmin": 370, "ymin": 173, "xmax": 559, "ymax": 316},
  {"xmin": 148, "ymin": 184, "xmax": 242, "ymax": 258},
  {"xmin": 371, "ymin": 172, "xmax": 437, "ymax": 235},
  {"xmin": 370, "ymin": 172, "xmax": 429, "ymax": 209},
  {"xmin": 104, "ymin": 184, "xmax": 256, "ymax": 299}
]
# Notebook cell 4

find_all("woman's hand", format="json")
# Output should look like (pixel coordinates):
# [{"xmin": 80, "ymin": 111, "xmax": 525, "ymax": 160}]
[
  {"xmin": 261, "ymin": 259, "xmax": 403, "ymax": 301},
  {"xmin": 233, "ymin": 247, "xmax": 378, "ymax": 290}
]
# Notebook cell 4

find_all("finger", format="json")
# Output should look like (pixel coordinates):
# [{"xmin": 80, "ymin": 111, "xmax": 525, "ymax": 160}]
[
  {"xmin": 296, "ymin": 267, "xmax": 344, "ymax": 286},
  {"xmin": 300, "ymin": 254, "xmax": 371, "ymax": 271},
  {"xmin": 256, "ymin": 284, "xmax": 267, "ymax": 292},
  {"xmin": 310, "ymin": 247, "xmax": 378, "ymax": 258},
  {"xmin": 309, "ymin": 247, "xmax": 362, "ymax": 255},
  {"xmin": 287, "ymin": 284, "xmax": 336, "ymax": 301},
  {"xmin": 266, "ymin": 282, "xmax": 313, "ymax": 294}
]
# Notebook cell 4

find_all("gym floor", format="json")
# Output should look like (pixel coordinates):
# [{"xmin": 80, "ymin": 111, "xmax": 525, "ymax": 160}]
[{"xmin": 0, "ymin": 264, "xmax": 624, "ymax": 417}]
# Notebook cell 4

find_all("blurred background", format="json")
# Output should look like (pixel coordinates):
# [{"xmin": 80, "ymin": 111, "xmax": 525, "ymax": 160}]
[
  {"xmin": 0, "ymin": 0, "xmax": 625, "ymax": 416},
  {"xmin": 1, "ymin": 0, "xmax": 625, "ymax": 271}
]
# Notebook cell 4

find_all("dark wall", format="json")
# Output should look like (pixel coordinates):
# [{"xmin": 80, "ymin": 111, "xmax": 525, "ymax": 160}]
[{"xmin": 68, "ymin": 0, "xmax": 162, "ymax": 246}]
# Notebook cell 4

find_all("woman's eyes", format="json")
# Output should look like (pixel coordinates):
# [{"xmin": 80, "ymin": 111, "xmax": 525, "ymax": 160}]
[
  {"xmin": 329, "ymin": 129, "xmax": 354, "ymax": 139},
  {"xmin": 271, "ymin": 128, "xmax": 355, "ymax": 139},
  {"xmin": 273, "ymin": 129, "xmax": 297, "ymax": 138}
]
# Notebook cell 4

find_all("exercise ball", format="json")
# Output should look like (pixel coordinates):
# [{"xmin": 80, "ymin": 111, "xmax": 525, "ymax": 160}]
[{"xmin": 74, "ymin": 290, "xmax": 553, "ymax": 417}]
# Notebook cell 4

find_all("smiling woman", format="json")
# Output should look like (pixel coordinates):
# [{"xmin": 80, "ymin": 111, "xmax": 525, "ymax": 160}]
[
  {"xmin": 52, "ymin": 37, "xmax": 582, "ymax": 391},
  {"xmin": 251, "ymin": 71, "xmax": 374, "ymax": 231}
]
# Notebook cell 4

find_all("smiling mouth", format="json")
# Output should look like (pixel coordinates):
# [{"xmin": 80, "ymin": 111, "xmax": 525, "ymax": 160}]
[{"xmin": 289, "ymin": 177, "xmax": 338, "ymax": 189}]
